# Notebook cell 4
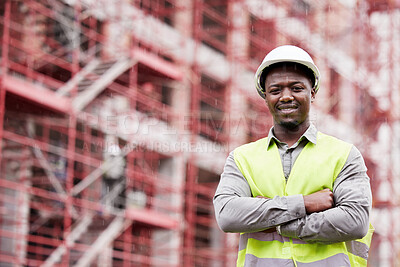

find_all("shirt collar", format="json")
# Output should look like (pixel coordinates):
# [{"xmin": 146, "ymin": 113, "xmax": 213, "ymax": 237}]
[{"xmin": 266, "ymin": 123, "xmax": 318, "ymax": 148}]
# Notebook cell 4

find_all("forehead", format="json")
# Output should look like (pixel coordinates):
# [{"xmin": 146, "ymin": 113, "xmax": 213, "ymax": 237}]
[{"xmin": 265, "ymin": 64, "xmax": 313, "ymax": 85}]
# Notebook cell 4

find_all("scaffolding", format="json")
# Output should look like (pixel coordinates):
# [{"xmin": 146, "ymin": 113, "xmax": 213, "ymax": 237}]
[{"xmin": 0, "ymin": 0, "xmax": 400, "ymax": 266}]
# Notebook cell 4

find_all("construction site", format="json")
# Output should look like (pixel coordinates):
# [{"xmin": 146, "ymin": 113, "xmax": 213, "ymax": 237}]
[{"xmin": 0, "ymin": 0, "xmax": 399, "ymax": 266}]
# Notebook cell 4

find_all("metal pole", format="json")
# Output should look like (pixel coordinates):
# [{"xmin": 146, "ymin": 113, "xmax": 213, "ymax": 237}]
[
  {"xmin": 62, "ymin": 0, "xmax": 81, "ymax": 265},
  {"xmin": 0, "ymin": 0, "xmax": 11, "ymax": 172}
]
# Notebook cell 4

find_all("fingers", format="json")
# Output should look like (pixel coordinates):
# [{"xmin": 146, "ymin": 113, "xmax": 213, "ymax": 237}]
[
  {"xmin": 322, "ymin": 188, "xmax": 333, "ymax": 194},
  {"xmin": 323, "ymin": 188, "xmax": 334, "ymax": 207},
  {"xmin": 304, "ymin": 188, "xmax": 334, "ymax": 214}
]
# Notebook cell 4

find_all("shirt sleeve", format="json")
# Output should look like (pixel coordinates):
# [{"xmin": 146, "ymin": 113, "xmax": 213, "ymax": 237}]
[
  {"xmin": 279, "ymin": 146, "xmax": 372, "ymax": 244},
  {"xmin": 213, "ymin": 151, "xmax": 306, "ymax": 233}
]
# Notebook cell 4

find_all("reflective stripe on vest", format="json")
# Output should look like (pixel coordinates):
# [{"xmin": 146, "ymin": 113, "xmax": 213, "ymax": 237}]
[
  {"xmin": 242, "ymin": 253, "xmax": 351, "ymax": 267},
  {"xmin": 346, "ymin": 223, "xmax": 375, "ymax": 266},
  {"xmin": 234, "ymin": 132, "xmax": 373, "ymax": 267}
]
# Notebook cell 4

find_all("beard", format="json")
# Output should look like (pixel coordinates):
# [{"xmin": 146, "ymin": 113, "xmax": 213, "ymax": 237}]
[{"xmin": 279, "ymin": 120, "xmax": 301, "ymax": 130}]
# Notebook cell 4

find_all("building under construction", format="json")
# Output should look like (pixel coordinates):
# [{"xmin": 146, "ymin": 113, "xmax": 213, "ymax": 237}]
[{"xmin": 0, "ymin": 0, "xmax": 399, "ymax": 266}]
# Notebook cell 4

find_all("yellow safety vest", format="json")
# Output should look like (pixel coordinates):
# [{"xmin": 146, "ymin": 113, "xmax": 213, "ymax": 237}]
[{"xmin": 234, "ymin": 132, "xmax": 374, "ymax": 267}]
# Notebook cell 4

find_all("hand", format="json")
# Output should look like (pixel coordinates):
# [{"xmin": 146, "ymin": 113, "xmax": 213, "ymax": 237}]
[{"xmin": 303, "ymin": 188, "xmax": 334, "ymax": 214}]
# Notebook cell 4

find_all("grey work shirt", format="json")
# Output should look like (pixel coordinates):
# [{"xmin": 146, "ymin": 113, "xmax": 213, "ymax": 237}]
[{"xmin": 213, "ymin": 124, "xmax": 372, "ymax": 244}]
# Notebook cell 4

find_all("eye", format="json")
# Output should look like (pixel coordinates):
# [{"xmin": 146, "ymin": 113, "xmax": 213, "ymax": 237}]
[
  {"xmin": 268, "ymin": 87, "xmax": 281, "ymax": 95},
  {"xmin": 292, "ymin": 86, "xmax": 304, "ymax": 92}
]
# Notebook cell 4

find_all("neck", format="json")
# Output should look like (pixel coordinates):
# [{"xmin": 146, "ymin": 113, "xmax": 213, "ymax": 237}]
[{"xmin": 273, "ymin": 122, "xmax": 310, "ymax": 147}]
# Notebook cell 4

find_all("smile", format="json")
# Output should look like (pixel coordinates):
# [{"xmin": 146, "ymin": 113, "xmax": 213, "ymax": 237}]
[{"xmin": 277, "ymin": 105, "xmax": 298, "ymax": 113}]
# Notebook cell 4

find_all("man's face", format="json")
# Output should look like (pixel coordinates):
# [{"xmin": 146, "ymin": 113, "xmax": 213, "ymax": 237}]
[{"xmin": 263, "ymin": 64, "xmax": 315, "ymax": 130}]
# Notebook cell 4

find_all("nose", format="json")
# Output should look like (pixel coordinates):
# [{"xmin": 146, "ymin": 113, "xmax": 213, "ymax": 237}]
[{"xmin": 279, "ymin": 88, "xmax": 294, "ymax": 102}]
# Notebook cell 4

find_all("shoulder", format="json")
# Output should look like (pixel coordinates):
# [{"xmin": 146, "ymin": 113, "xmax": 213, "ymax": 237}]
[
  {"xmin": 234, "ymin": 137, "xmax": 268, "ymax": 156},
  {"xmin": 345, "ymin": 145, "xmax": 367, "ymax": 170},
  {"xmin": 316, "ymin": 132, "xmax": 354, "ymax": 161},
  {"xmin": 317, "ymin": 132, "xmax": 353, "ymax": 147},
  {"xmin": 318, "ymin": 133, "xmax": 364, "ymax": 160}
]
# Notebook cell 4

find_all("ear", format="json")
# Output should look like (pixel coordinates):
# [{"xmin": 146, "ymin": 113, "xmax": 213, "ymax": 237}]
[{"xmin": 311, "ymin": 88, "xmax": 316, "ymax": 102}]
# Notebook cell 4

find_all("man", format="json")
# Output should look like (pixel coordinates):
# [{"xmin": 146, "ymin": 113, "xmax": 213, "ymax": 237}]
[{"xmin": 213, "ymin": 45, "xmax": 373, "ymax": 266}]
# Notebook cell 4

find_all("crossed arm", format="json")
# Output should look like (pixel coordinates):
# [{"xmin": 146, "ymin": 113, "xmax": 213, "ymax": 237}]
[{"xmin": 213, "ymin": 147, "xmax": 372, "ymax": 244}]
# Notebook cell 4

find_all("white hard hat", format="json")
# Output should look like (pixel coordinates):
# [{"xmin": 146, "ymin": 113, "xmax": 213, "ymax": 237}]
[{"xmin": 254, "ymin": 45, "xmax": 321, "ymax": 99}]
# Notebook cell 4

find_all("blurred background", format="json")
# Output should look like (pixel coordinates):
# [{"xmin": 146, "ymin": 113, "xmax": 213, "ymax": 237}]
[{"xmin": 0, "ymin": 0, "xmax": 399, "ymax": 266}]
